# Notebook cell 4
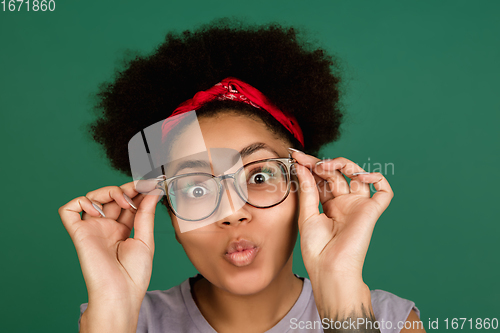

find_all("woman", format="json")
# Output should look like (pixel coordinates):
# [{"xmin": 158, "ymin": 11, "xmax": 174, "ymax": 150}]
[{"xmin": 59, "ymin": 19, "xmax": 424, "ymax": 332}]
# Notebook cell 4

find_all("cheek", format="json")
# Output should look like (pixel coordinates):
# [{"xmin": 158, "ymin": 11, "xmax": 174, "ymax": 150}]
[
  {"xmin": 259, "ymin": 192, "xmax": 299, "ymax": 256},
  {"xmin": 177, "ymin": 232, "xmax": 222, "ymax": 272},
  {"xmin": 171, "ymin": 215, "xmax": 220, "ymax": 266}
]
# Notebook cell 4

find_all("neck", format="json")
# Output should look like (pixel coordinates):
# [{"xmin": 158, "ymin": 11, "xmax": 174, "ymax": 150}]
[{"xmin": 192, "ymin": 255, "xmax": 303, "ymax": 333}]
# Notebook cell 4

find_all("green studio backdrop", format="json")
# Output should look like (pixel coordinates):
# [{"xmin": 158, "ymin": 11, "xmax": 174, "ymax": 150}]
[{"xmin": 1, "ymin": 0, "xmax": 499, "ymax": 332}]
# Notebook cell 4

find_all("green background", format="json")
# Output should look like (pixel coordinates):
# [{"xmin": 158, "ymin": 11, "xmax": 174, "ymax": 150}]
[{"xmin": 1, "ymin": 0, "xmax": 499, "ymax": 332}]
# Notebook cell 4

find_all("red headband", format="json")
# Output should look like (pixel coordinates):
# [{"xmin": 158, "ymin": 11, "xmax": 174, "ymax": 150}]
[{"xmin": 161, "ymin": 77, "xmax": 304, "ymax": 146}]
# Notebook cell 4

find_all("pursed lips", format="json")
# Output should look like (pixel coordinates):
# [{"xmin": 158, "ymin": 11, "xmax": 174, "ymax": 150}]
[{"xmin": 224, "ymin": 239, "xmax": 260, "ymax": 267}]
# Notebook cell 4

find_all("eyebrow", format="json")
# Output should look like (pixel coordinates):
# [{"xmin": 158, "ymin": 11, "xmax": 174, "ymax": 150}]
[
  {"xmin": 172, "ymin": 160, "xmax": 211, "ymax": 176},
  {"xmin": 171, "ymin": 142, "xmax": 281, "ymax": 176},
  {"xmin": 237, "ymin": 142, "xmax": 280, "ymax": 161}
]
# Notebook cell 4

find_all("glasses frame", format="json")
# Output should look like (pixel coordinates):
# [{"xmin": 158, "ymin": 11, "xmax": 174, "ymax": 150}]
[{"xmin": 155, "ymin": 156, "xmax": 297, "ymax": 222}]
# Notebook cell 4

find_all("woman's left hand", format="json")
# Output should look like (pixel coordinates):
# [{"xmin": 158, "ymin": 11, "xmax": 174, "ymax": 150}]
[{"xmin": 290, "ymin": 149, "xmax": 394, "ymax": 283}]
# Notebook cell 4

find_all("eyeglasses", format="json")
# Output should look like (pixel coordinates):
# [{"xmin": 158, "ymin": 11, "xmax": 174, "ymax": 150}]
[{"xmin": 155, "ymin": 157, "xmax": 297, "ymax": 221}]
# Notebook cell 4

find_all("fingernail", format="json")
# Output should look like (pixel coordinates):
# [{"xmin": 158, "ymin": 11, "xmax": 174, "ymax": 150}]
[
  {"xmin": 92, "ymin": 202, "xmax": 106, "ymax": 217},
  {"xmin": 288, "ymin": 148, "xmax": 305, "ymax": 155},
  {"xmin": 315, "ymin": 159, "xmax": 335, "ymax": 167},
  {"xmin": 352, "ymin": 172, "xmax": 371, "ymax": 176},
  {"xmin": 123, "ymin": 193, "xmax": 137, "ymax": 210},
  {"xmin": 315, "ymin": 160, "xmax": 329, "ymax": 166}
]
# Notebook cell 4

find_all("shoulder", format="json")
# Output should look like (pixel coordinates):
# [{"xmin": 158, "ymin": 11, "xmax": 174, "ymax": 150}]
[
  {"xmin": 370, "ymin": 289, "xmax": 424, "ymax": 333},
  {"xmin": 141, "ymin": 283, "xmax": 186, "ymax": 315},
  {"xmin": 297, "ymin": 277, "xmax": 421, "ymax": 328},
  {"xmin": 137, "ymin": 281, "xmax": 196, "ymax": 332},
  {"xmin": 142, "ymin": 283, "xmax": 185, "ymax": 310},
  {"xmin": 370, "ymin": 289, "xmax": 420, "ymax": 316},
  {"xmin": 297, "ymin": 277, "xmax": 424, "ymax": 333},
  {"xmin": 79, "ymin": 279, "xmax": 194, "ymax": 333},
  {"xmin": 79, "ymin": 282, "xmax": 187, "ymax": 316}
]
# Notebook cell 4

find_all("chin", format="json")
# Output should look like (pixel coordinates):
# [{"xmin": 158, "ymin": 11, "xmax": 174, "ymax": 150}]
[
  {"xmin": 219, "ymin": 268, "xmax": 273, "ymax": 295},
  {"xmin": 223, "ymin": 275, "xmax": 271, "ymax": 295}
]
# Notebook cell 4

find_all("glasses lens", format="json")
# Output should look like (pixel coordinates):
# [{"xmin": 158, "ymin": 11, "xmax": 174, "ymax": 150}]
[
  {"xmin": 167, "ymin": 175, "xmax": 219, "ymax": 220},
  {"xmin": 236, "ymin": 160, "xmax": 289, "ymax": 207}
]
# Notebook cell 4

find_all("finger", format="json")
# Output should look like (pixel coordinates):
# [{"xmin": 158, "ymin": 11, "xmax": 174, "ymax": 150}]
[
  {"xmin": 85, "ymin": 184, "xmax": 139, "ymax": 221},
  {"xmin": 134, "ymin": 178, "xmax": 163, "ymax": 194},
  {"xmin": 293, "ymin": 163, "xmax": 321, "ymax": 231},
  {"xmin": 119, "ymin": 181, "xmax": 143, "ymax": 214},
  {"xmin": 289, "ymin": 150, "xmax": 338, "ymax": 204},
  {"xmin": 82, "ymin": 198, "xmax": 123, "ymax": 221},
  {"xmin": 313, "ymin": 174, "xmax": 335, "ymax": 204},
  {"xmin": 315, "ymin": 162, "xmax": 351, "ymax": 197},
  {"xmin": 81, "ymin": 201, "xmax": 106, "ymax": 220},
  {"xmin": 120, "ymin": 180, "xmax": 141, "ymax": 194},
  {"xmin": 315, "ymin": 157, "xmax": 371, "ymax": 197},
  {"xmin": 119, "ymin": 181, "xmax": 142, "ymax": 207},
  {"xmin": 116, "ymin": 193, "xmax": 147, "ymax": 227},
  {"xmin": 133, "ymin": 188, "xmax": 163, "ymax": 253},
  {"xmin": 59, "ymin": 196, "xmax": 105, "ymax": 234},
  {"xmin": 116, "ymin": 180, "xmax": 162, "ymax": 229},
  {"xmin": 116, "ymin": 208, "xmax": 137, "ymax": 227},
  {"xmin": 86, "ymin": 185, "xmax": 134, "ymax": 210},
  {"xmin": 290, "ymin": 150, "xmax": 353, "ymax": 197},
  {"xmin": 100, "ymin": 201, "xmax": 124, "ymax": 221},
  {"xmin": 288, "ymin": 148, "xmax": 321, "ymax": 166},
  {"xmin": 111, "ymin": 182, "xmax": 143, "ymax": 228},
  {"xmin": 356, "ymin": 172, "xmax": 394, "ymax": 211}
]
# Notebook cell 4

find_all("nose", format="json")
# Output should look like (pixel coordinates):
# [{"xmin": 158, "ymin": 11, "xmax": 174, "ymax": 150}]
[
  {"xmin": 217, "ymin": 205, "xmax": 252, "ymax": 226},
  {"xmin": 215, "ymin": 177, "xmax": 252, "ymax": 227}
]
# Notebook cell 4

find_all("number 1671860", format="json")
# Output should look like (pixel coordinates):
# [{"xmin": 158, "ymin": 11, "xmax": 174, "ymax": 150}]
[{"xmin": 1, "ymin": 0, "xmax": 55, "ymax": 12}]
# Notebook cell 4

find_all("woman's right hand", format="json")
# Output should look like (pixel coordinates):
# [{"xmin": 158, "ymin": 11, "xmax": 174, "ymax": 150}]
[{"xmin": 59, "ymin": 181, "xmax": 163, "ymax": 313}]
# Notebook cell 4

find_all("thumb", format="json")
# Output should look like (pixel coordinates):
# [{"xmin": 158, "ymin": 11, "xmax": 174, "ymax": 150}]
[
  {"xmin": 133, "ymin": 188, "xmax": 163, "ymax": 253},
  {"xmin": 294, "ymin": 163, "xmax": 320, "ymax": 231}
]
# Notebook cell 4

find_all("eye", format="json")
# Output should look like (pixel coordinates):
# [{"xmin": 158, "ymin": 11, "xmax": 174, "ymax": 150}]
[
  {"xmin": 248, "ymin": 168, "xmax": 275, "ymax": 184},
  {"xmin": 182, "ymin": 182, "xmax": 211, "ymax": 198}
]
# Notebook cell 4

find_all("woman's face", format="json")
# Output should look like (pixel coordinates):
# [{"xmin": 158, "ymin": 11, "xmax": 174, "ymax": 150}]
[{"xmin": 168, "ymin": 112, "xmax": 299, "ymax": 295}]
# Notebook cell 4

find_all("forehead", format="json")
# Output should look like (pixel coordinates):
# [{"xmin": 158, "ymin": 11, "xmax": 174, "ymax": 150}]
[
  {"xmin": 202, "ymin": 113, "xmax": 279, "ymax": 149},
  {"xmin": 169, "ymin": 113, "xmax": 283, "ymax": 161}
]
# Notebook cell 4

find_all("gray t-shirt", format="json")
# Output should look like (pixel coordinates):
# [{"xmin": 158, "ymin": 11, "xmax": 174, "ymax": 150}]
[{"xmin": 79, "ymin": 274, "xmax": 420, "ymax": 333}]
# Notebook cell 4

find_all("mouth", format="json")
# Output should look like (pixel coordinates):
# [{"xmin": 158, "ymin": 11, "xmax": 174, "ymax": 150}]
[{"xmin": 224, "ymin": 239, "xmax": 260, "ymax": 267}]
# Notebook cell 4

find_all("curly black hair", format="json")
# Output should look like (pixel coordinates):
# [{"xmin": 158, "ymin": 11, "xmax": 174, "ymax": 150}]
[{"xmin": 88, "ymin": 17, "xmax": 344, "ymax": 177}]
